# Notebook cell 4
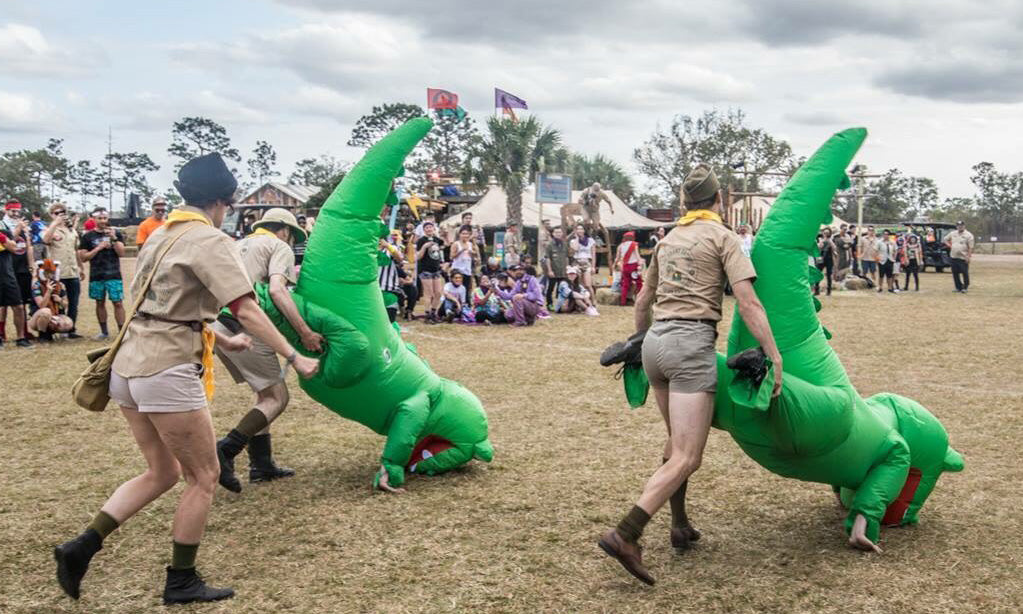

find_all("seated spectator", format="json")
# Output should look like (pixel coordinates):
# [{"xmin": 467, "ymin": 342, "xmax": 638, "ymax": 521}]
[
  {"xmin": 29, "ymin": 259, "xmax": 72, "ymax": 340},
  {"xmin": 439, "ymin": 271, "xmax": 468, "ymax": 323},
  {"xmin": 472, "ymin": 274, "xmax": 506, "ymax": 325},
  {"xmin": 496, "ymin": 265, "xmax": 544, "ymax": 326},
  {"xmin": 555, "ymin": 266, "xmax": 599, "ymax": 316},
  {"xmin": 483, "ymin": 256, "xmax": 503, "ymax": 278}
]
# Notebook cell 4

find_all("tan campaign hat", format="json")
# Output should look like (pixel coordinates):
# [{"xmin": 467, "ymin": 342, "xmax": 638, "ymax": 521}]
[
  {"xmin": 682, "ymin": 163, "xmax": 720, "ymax": 205},
  {"xmin": 252, "ymin": 208, "xmax": 308, "ymax": 243}
]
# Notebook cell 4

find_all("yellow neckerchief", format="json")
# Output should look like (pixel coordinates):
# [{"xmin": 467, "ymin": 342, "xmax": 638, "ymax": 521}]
[
  {"xmin": 677, "ymin": 209, "xmax": 723, "ymax": 226},
  {"xmin": 248, "ymin": 227, "xmax": 277, "ymax": 239},
  {"xmin": 163, "ymin": 209, "xmax": 217, "ymax": 400}
]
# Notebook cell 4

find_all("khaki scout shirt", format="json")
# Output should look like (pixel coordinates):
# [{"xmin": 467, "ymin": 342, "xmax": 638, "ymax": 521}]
[
  {"xmin": 859, "ymin": 234, "xmax": 878, "ymax": 260},
  {"xmin": 945, "ymin": 229, "xmax": 974, "ymax": 260},
  {"xmin": 645, "ymin": 221, "xmax": 756, "ymax": 322},
  {"xmin": 235, "ymin": 234, "xmax": 297, "ymax": 285},
  {"xmin": 113, "ymin": 208, "xmax": 253, "ymax": 377},
  {"xmin": 45, "ymin": 225, "xmax": 80, "ymax": 279}
]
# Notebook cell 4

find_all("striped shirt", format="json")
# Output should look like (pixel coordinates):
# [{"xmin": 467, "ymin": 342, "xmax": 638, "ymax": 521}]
[{"xmin": 378, "ymin": 249, "xmax": 402, "ymax": 294}]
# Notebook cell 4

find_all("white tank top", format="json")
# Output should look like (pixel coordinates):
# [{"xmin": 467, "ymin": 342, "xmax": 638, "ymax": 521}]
[
  {"xmin": 452, "ymin": 241, "xmax": 474, "ymax": 273},
  {"xmin": 573, "ymin": 237, "xmax": 593, "ymax": 262}
]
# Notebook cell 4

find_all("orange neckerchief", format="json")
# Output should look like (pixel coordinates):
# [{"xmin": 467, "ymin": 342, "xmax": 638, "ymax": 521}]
[{"xmin": 164, "ymin": 210, "xmax": 217, "ymax": 401}]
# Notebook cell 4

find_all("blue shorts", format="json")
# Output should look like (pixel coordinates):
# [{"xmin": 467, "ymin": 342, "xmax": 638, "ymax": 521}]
[
  {"xmin": 89, "ymin": 279, "xmax": 124, "ymax": 302},
  {"xmin": 861, "ymin": 260, "xmax": 877, "ymax": 274}
]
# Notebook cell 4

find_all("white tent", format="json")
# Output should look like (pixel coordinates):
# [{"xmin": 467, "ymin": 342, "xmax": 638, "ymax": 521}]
[{"xmin": 442, "ymin": 185, "xmax": 663, "ymax": 230}]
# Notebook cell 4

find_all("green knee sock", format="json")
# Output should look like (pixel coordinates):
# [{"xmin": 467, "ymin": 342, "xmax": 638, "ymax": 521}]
[
  {"xmin": 171, "ymin": 541, "xmax": 200, "ymax": 570},
  {"xmin": 234, "ymin": 408, "xmax": 269, "ymax": 438},
  {"xmin": 87, "ymin": 510, "xmax": 120, "ymax": 540},
  {"xmin": 616, "ymin": 505, "xmax": 651, "ymax": 544}
]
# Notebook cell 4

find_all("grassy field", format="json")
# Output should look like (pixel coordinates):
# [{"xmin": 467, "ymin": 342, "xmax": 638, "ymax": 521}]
[{"xmin": 2, "ymin": 255, "xmax": 1021, "ymax": 613}]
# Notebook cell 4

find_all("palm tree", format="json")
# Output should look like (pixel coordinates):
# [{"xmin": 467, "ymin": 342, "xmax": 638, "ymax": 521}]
[{"xmin": 465, "ymin": 116, "xmax": 563, "ymax": 226}]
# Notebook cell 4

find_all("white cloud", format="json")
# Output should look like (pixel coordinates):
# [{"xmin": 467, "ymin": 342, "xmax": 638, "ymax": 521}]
[
  {"xmin": 0, "ymin": 23, "xmax": 105, "ymax": 77},
  {"xmin": 0, "ymin": 90, "xmax": 59, "ymax": 132}
]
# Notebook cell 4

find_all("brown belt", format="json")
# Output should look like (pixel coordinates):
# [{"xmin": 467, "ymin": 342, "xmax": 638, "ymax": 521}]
[{"xmin": 136, "ymin": 311, "xmax": 204, "ymax": 332}]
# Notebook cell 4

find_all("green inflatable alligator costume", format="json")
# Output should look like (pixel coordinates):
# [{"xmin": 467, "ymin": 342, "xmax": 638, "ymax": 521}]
[
  {"xmin": 608, "ymin": 128, "xmax": 963, "ymax": 547},
  {"xmin": 254, "ymin": 117, "xmax": 493, "ymax": 488}
]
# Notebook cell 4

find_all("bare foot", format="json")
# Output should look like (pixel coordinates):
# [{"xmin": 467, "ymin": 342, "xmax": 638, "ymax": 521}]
[{"xmin": 848, "ymin": 514, "xmax": 883, "ymax": 553}]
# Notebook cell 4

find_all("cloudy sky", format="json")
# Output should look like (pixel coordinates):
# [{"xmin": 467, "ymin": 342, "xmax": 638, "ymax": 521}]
[{"xmin": 2, "ymin": 0, "xmax": 1022, "ymax": 202}]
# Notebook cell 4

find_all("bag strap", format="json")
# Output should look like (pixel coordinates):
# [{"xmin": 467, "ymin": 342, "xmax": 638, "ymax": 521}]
[{"xmin": 105, "ymin": 223, "xmax": 202, "ymax": 352}]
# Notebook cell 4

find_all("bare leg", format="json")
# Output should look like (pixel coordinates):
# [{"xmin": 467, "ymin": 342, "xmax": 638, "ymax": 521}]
[
  {"xmin": 101, "ymin": 407, "xmax": 182, "ymax": 522},
  {"xmin": 149, "ymin": 408, "xmax": 219, "ymax": 545},
  {"xmin": 636, "ymin": 391, "xmax": 715, "ymax": 515},
  {"xmin": 253, "ymin": 382, "xmax": 289, "ymax": 436},
  {"xmin": 95, "ymin": 300, "xmax": 107, "ymax": 330},
  {"xmin": 12, "ymin": 304, "xmax": 26, "ymax": 339},
  {"xmin": 112, "ymin": 301, "xmax": 125, "ymax": 329}
]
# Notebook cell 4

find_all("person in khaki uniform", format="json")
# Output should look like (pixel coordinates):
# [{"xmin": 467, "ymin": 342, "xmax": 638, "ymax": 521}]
[
  {"xmin": 42, "ymin": 202, "xmax": 86, "ymax": 338},
  {"xmin": 212, "ymin": 207, "xmax": 323, "ymax": 493},
  {"xmin": 944, "ymin": 220, "xmax": 975, "ymax": 293},
  {"xmin": 54, "ymin": 153, "xmax": 319, "ymax": 605},
  {"xmin": 598, "ymin": 164, "xmax": 783, "ymax": 586}
]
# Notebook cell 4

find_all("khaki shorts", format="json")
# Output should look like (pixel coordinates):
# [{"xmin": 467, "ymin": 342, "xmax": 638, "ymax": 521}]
[
  {"xmin": 642, "ymin": 319, "xmax": 718, "ymax": 393},
  {"xmin": 211, "ymin": 320, "xmax": 283, "ymax": 392},
  {"xmin": 109, "ymin": 363, "xmax": 207, "ymax": 413},
  {"xmin": 574, "ymin": 259, "xmax": 591, "ymax": 274}
]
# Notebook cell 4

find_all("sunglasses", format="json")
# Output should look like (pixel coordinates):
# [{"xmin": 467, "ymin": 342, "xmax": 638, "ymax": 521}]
[{"xmin": 52, "ymin": 210, "xmax": 67, "ymax": 216}]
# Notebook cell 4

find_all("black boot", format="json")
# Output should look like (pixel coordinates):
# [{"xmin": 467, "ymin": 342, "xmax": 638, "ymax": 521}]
[
  {"xmin": 216, "ymin": 430, "xmax": 248, "ymax": 493},
  {"xmin": 162, "ymin": 567, "xmax": 234, "ymax": 605},
  {"xmin": 248, "ymin": 433, "xmax": 295, "ymax": 483},
  {"xmin": 54, "ymin": 529, "xmax": 102, "ymax": 599}
]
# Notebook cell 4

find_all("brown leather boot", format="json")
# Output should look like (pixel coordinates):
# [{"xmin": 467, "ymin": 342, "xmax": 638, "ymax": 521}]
[
  {"xmin": 670, "ymin": 525, "xmax": 702, "ymax": 552},
  {"xmin": 598, "ymin": 529, "xmax": 655, "ymax": 585}
]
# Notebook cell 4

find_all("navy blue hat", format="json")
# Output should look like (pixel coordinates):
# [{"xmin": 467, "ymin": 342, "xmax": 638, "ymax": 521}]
[{"xmin": 174, "ymin": 153, "xmax": 237, "ymax": 203}]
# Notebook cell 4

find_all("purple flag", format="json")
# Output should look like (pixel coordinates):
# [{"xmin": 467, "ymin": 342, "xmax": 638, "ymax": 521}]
[{"xmin": 495, "ymin": 88, "xmax": 528, "ymax": 110}]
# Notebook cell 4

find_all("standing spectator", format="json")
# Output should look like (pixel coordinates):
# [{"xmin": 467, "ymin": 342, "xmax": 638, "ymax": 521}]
[
  {"xmin": 650, "ymin": 226, "xmax": 666, "ymax": 248},
  {"xmin": 1, "ymin": 199, "xmax": 34, "ymax": 346},
  {"xmin": 30, "ymin": 210, "xmax": 48, "ymax": 260},
  {"xmin": 944, "ymin": 220, "xmax": 975, "ymax": 293},
  {"xmin": 400, "ymin": 223, "xmax": 418, "ymax": 320},
  {"xmin": 472, "ymin": 274, "xmax": 505, "ymax": 324},
  {"xmin": 554, "ymin": 266, "xmax": 599, "ymax": 315},
  {"xmin": 542, "ymin": 226, "xmax": 570, "ymax": 309},
  {"xmin": 0, "ymin": 222, "xmax": 30, "ymax": 347},
  {"xmin": 814, "ymin": 228, "xmax": 837, "ymax": 296},
  {"xmin": 135, "ymin": 197, "xmax": 169, "ymax": 249},
  {"xmin": 614, "ymin": 230, "xmax": 644, "ymax": 306},
  {"xmin": 42, "ymin": 203, "xmax": 84, "ymax": 338},
  {"xmin": 77, "ymin": 207, "xmax": 126, "ymax": 339},
  {"xmin": 292, "ymin": 214, "xmax": 308, "ymax": 266},
  {"xmin": 847, "ymin": 225, "xmax": 860, "ymax": 276},
  {"xmin": 416, "ymin": 221, "xmax": 446, "ymax": 323},
  {"xmin": 414, "ymin": 212, "xmax": 436, "ymax": 239},
  {"xmin": 859, "ymin": 226, "xmax": 879, "ymax": 287},
  {"xmin": 461, "ymin": 211, "xmax": 487, "ymax": 260},
  {"xmin": 503, "ymin": 221, "xmax": 522, "ymax": 268},
  {"xmin": 736, "ymin": 224, "xmax": 753, "ymax": 257},
  {"xmin": 876, "ymin": 229, "xmax": 898, "ymax": 293},
  {"xmin": 903, "ymin": 234, "xmax": 923, "ymax": 291},
  {"xmin": 449, "ymin": 226, "xmax": 478, "ymax": 296},
  {"xmin": 496, "ymin": 265, "xmax": 543, "ymax": 326},
  {"xmin": 892, "ymin": 236, "xmax": 904, "ymax": 291},
  {"xmin": 834, "ymin": 225, "xmax": 854, "ymax": 280},
  {"xmin": 378, "ymin": 237, "xmax": 406, "ymax": 324},
  {"xmin": 569, "ymin": 224, "xmax": 596, "ymax": 299}
]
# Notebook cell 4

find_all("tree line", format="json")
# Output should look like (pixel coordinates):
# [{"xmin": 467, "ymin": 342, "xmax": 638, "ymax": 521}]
[{"xmin": 2, "ymin": 107, "xmax": 1020, "ymax": 238}]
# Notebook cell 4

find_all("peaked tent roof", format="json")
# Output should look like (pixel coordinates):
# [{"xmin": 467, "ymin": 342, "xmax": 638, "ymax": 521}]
[{"xmin": 442, "ymin": 185, "xmax": 663, "ymax": 230}]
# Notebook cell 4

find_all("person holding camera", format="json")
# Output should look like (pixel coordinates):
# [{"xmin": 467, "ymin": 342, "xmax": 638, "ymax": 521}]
[
  {"xmin": 1, "ymin": 199, "xmax": 35, "ymax": 347},
  {"xmin": 28, "ymin": 259, "xmax": 74, "ymax": 340},
  {"xmin": 42, "ymin": 203, "xmax": 85, "ymax": 338},
  {"xmin": 77, "ymin": 208, "xmax": 125, "ymax": 339}
]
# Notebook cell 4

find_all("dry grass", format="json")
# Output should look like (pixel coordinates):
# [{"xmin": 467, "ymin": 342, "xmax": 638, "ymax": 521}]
[{"xmin": 2, "ymin": 255, "xmax": 1022, "ymax": 613}]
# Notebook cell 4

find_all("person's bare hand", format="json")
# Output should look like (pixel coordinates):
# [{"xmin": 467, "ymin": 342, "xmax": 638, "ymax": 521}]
[
  {"xmin": 300, "ymin": 329, "xmax": 324, "ymax": 353},
  {"xmin": 848, "ymin": 514, "xmax": 883, "ymax": 553},
  {"xmin": 291, "ymin": 354, "xmax": 319, "ymax": 379},
  {"xmin": 376, "ymin": 465, "xmax": 406, "ymax": 494},
  {"xmin": 219, "ymin": 332, "xmax": 252, "ymax": 353},
  {"xmin": 78, "ymin": 270, "xmax": 85, "ymax": 281},
  {"xmin": 769, "ymin": 354, "xmax": 783, "ymax": 398}
]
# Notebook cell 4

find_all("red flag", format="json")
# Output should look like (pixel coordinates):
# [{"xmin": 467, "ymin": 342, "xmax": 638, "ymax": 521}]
[{"xmin": 427, "ymin": 88, "xmax": 458, "ymax": 110}]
